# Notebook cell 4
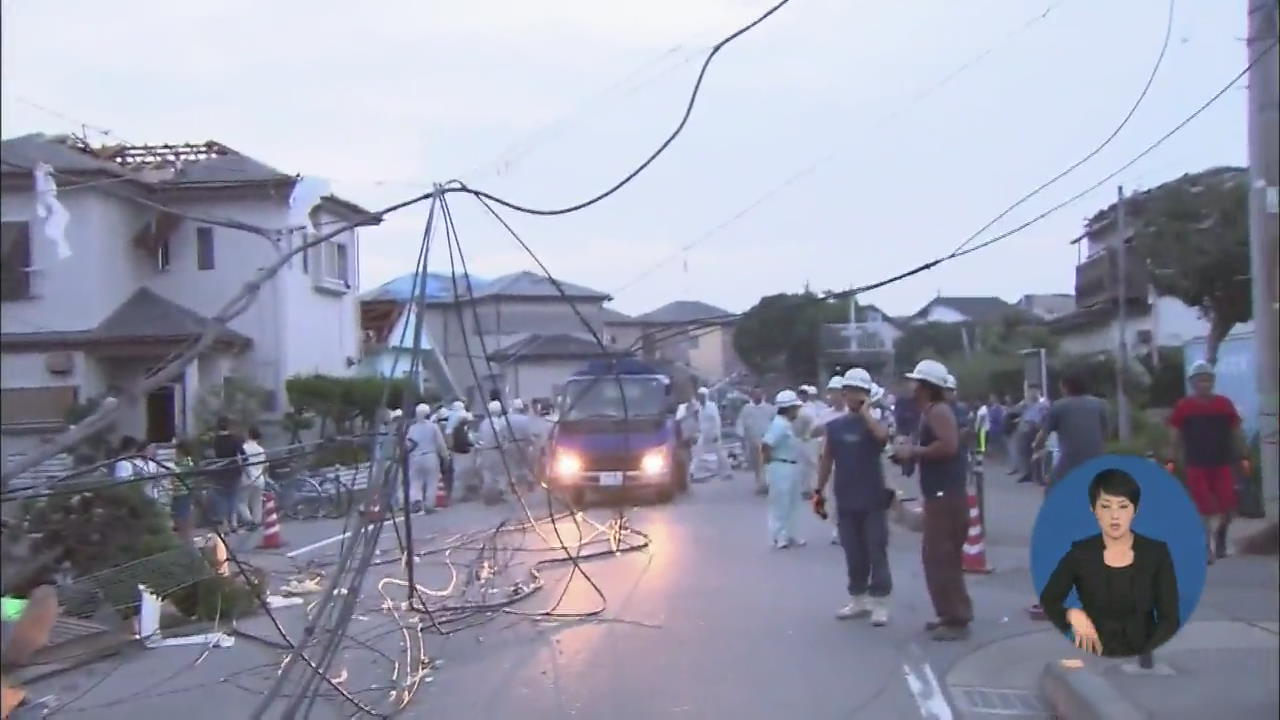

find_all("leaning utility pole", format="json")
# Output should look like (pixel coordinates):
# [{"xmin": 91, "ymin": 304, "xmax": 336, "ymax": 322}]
[
  {"xmin": 1115, "ymin": 186, "xmax": 1132, "ymax": 443},
  {"xmin": 1247, "ymin": 0, "xmax": 1279, "ymax": 508}
]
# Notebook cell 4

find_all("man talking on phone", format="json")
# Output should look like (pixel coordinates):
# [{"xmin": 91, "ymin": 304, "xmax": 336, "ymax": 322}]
[{"xmin": 815, "ymin": 367, "xmax": 893, "ymax": 626}]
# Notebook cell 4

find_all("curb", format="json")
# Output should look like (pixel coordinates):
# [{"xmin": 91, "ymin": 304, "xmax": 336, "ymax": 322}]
[{"xmin": 1039, "ymin": 661, "xmax": 1146, "ymax": 720}]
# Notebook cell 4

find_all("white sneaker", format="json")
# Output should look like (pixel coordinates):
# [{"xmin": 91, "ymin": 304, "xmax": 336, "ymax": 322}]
[
  {"xmin": 830, "ymin": 529, "xmax": 840, "ymax": 545},
  {"xmin": 774, "ymin": 539, "xmax": 789, "ymax": 550},
  {"xmin": 837, "ymin": 595, "xmax": 870, "ymax": 620},
  {"xmin": 869, "ymin": 596, "xmax": 890, "ymax": 627}
]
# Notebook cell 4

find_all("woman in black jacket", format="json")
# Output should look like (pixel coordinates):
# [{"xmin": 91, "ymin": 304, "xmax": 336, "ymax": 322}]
[{"xmin": 1040, "ymin": 468, "xmax": 1180, "ymax": 658}]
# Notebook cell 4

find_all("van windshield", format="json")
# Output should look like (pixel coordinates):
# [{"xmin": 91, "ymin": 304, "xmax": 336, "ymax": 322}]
[{"xmin": 560, "ymin": 376, "xmax": 667, "ymax": 421}]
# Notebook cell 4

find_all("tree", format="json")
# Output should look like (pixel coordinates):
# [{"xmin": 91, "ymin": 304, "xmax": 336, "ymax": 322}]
[
  {"xmin": 734, "ymin": 292, "xmax": 850, "ymax": 382},
  {"xmin": 894, "ymin": 322, "xmax": 967, "ymax": 371},
  {"xmin": 1126, "ymin": 167, "xmax": 1251, "ymax": 363}
]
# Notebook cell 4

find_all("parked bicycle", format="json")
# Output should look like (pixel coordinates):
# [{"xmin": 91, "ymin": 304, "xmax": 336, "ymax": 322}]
[{"xmin": 265, "ymin": 461, "xmax": 353, "ymax": 520}]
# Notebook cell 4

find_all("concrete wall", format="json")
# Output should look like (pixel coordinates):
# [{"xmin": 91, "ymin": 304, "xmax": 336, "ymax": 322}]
[{"xmin": 504, "ymin": 358, "xmax": 583, "ymax": 402}]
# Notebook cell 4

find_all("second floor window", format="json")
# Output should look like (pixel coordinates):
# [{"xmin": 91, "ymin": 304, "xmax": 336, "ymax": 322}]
[
  {"xmin": 157, "ymin": 238, "xmax": 171, "ymax": 271},
  {"xmin": 196, "ymin": 227, "xmax": 215, "ymax": 270},
  {"xmin": 1, "ymin": 221, "xmax": 33, "ymax": 301},
  {"xmin": 324, "ymin": 240, "xmax": 349, "ymax": 286}
]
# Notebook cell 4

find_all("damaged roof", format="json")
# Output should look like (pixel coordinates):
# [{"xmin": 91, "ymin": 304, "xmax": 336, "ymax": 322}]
[{"xmin": 0, "ymin": 134, "xmax": 375, "ymax": 220}]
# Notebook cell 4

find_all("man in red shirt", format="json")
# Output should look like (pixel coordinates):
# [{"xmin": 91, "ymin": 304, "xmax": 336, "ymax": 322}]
[{"xmin": 1168, "ymin": 361, "xmax": 1247, "ymax": 563}]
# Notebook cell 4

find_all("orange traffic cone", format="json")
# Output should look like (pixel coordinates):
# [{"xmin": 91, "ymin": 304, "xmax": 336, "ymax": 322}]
[
  {"xmin": 962, "ymin": 488, "xmax": 993, "ymax": 574},
  {"xmin": 258, "ymin": 491, "xmax": 284, "ymax": 550},
  {"xmin": 435, "ymin": 480, "xmax": 449, "ymax": 509}
]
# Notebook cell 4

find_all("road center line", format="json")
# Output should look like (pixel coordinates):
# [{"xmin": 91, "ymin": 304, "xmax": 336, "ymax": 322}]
[
  {"xmin": 286, "ymin": 529, "xmax": 356, "ymax": 558},
  {"xmin": 903, "ymin": 652, "xmax": 955, "ymax": 720}
]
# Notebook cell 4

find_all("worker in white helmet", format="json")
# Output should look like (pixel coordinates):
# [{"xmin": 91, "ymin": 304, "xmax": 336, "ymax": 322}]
[
  {"xmin": 892, "ymin": 358, "xmax": 973, "ymax": 641},
  {"xmin": 816, "ymin": 367, "xmax": 894, "ymax": 625},
  {"xmin": 475, "ymin": 399, "xmax": 511, "ymax": 504},
  {"xmin": 445, "ymin": 402, "xmax": 479, "ymax": 501},
  {"xmin": 404, "ymin": 402, "xmax": 451, "ymax": 513},
  {"xmin": 503, "ymin": 398, "xmax": 537, "ymax": 492},
  {"xmin": 793, "ymin": 384, "xmax": 822, "ymax": 499},
  {"xmin": 691, "ymin": 386, "xmax": 731, "ymax": 480},
  {"xmin": 762, "ymin": 389, "xmax": 807, "ymax": 549},
  {"xmin": 734, "ymin": 386, "xmax": 775, "ymax": 495}
]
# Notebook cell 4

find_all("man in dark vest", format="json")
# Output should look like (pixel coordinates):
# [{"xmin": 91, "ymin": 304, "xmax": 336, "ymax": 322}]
[{"xmin": 815, "ymin": 367, "xmax": 893, "ymax": 626}]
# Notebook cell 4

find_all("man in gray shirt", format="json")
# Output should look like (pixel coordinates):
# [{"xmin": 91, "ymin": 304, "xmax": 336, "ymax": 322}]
[
  {"xmin": 1011, "ymin": 385, "xmax": 1049, "ymax": 484},
  {"xmin": 1034, "ymin": 373, "xmax": 1109, "ymax": 489}
]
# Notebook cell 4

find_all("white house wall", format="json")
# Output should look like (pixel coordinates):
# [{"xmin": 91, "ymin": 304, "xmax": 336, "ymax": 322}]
[
  {"xmin": 921, "ymin": 305, "xmax": 970, "ymax": 324},
  {"xmin": 0, "ymin": 187, "xmax": 151, "ymax": 332},
  {"xmin": 506, "ymin": 359, "xmax": 583, "ymax": 402}
]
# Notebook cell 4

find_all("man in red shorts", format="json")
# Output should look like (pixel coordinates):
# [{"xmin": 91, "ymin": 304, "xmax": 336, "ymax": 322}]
[{"xmin": 1168, "ymin": 360, "xmax": 1247, "ymax": 563}]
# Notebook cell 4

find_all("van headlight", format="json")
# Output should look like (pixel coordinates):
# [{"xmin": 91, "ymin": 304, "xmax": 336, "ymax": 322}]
[
  {"xmin": 554, "ymin": 451, "xmax": 583, "ymax": 477},
  {"xmin": 640, "ymin": 449, "xmax": 666, "ymax": 475}
]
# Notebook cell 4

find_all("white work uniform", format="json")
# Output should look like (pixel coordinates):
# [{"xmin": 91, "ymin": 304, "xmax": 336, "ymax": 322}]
[
  {"xmin": 735, "ymin": 401, "xmax": 775, "ymax": 488},
  {"xmin": 405, "ymin": 419, "xmax": 450, "ymax": 507},
  {"xmin": 794, "ymin": 401, "xmax": 822, "ymax": 494},
  {"xmin": 762, "ymin": 414, "xmax": 803, "ymax": 546},
  {"xmin": 503, "ymin": 411, "xmax": 536, "ymax": 487},
  {"xmin": 475, "ymin": 415, "xmax": 511, "ymax": 496},
  {"xmin": 692, "ymin": 399, "xmax": 730, "ymax": 479}
]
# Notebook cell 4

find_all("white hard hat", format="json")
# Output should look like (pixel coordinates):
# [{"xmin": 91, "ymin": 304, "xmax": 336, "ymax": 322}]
[
  {"xmin": 797, "ymin": 385, "xmax": 813, "ymax": 396},
  {"xmin": 905, "ymin": 359, "xmax": 950, "ymax": 388},
  {"xmin": 774, "ymin": 389, "xmax": 803, "ymax": 408},
  {"xmin": 826, "ymin": 375, "xmax": 845, "ymax": 390},
  {"xmin": 842, "ymin": 367, "xmax": 874, "ymax": 391},
  {"xmin": 389, "ymin": 408, "xmax": 404, "ymax": 420},
  {"xmin": 869, "ymin": 383, "xmax": 886, "ymax": 404},
  {"xmin": 943, "ymin": 374, "xmax": 957, "ymax": 391},
  {"xmin": 487, "ymin": 400, "xmax": 503, "ymax": 415},
  {"xmin": 697, "ymin": 386, "xmax": 710, "ymax": 396},
  {"xmin": 1187, "ymin": 360, "xmax": 1215, "ymax": 378},
  {"xmin": 512, "ymin": 398, "xmax": 526, "ymax": 411},
  {"xmin": 450, "ymin": 400, "xmax": 465, "ymax": 412},
  {"xmin": 414, "ymin": 403, "xmax": 430, "ymax": 419}
]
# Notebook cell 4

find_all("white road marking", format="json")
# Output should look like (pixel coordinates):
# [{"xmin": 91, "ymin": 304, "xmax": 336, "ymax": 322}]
[
  {"xmin": 286, "ymin": 529, "xmax": 356, "ymax": 558},
  {"xmin": 903, "ymin": 653, "xmax": 955, "ymax": 720}
]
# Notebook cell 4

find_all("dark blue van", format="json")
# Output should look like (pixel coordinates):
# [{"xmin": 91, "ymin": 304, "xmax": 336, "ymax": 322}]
[{"xmin": 545, "ymin": 359, "xmax": 689, "ymax": 505}]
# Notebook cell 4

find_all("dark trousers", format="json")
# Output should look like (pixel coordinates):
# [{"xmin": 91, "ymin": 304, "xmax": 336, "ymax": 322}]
[
  {"xmin": 837, "ymin": 509, "xmax": 892, "ymax": 597},
  {"xmin": 922, "ymin": 492, "xmax": 973, "ymax": 627}
]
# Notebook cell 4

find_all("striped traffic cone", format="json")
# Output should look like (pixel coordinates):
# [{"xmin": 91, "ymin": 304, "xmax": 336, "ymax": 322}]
[
  {"xmin": 961, "ymin": 488, "xmax": 993, "ymax": 574},
  {"xmin": 258, "ymin": 491, "xmax": 284, "ymax": 550}
]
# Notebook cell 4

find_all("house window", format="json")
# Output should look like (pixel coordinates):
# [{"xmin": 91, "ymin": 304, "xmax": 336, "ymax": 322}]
[
  {"xmin": 1, "ymin": 385, "xmax": 78, "ymax": 427},
  {"xmin": 324, "ymin": 241, "xmax": 349, "ymax": 285},
  {"xmin": 157, "ymin": 238, "xmax": 171, "ymax": 271},
  {"xmin": 1, "ymin": 221, "xmax": 33, "ymax": 301},
  {"xmin": 196, "ymin": 226, "xmax": 215, "ymax": 270}
]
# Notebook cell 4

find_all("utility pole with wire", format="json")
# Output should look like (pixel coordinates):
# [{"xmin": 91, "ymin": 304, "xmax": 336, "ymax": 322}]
[
  {"xmin": 1115, "ymin": 186, "xmax": 1132, "ymax": 444},
  {"xmin": 1247, "ymin": 0, "xmax": 1279, "ymax": 508}
]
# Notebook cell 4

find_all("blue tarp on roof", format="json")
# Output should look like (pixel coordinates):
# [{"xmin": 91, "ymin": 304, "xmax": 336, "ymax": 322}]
[{"xmin": 361, "ymin": 272, "xmax": 488, "ymax": 302}]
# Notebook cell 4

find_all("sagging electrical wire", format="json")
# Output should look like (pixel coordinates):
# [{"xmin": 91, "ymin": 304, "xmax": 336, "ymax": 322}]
[
  {"xmin": 617, "ymin": 38, "xmax": 1279, "ymax": 358},
  {"xmin": 4, "ymin": 0, "xmax": 797, "ymax": 486},
  {"xmin": 945, "ymin": 0, "xmax": 1177, "ymax": 258}
]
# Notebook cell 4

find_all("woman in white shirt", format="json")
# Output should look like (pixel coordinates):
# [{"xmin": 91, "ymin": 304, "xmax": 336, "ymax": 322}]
[
  {"xmin": 113, "ymin": 437, "xmax": 169, "ymax": 506},
  {"xmin": 238, "ymin": 426, "xmax": 268, "ymax": 530}
]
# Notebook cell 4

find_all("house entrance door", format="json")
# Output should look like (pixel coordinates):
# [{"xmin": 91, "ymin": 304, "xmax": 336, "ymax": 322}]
[{"xmin": 146, "ymin": 384, "xmax": 179, "ymax": 443}]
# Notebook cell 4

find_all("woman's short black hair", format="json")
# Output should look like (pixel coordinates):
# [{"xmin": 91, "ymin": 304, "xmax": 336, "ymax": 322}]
[
  {"xmin": 1089, "ymin": 468, "xmax": 1141, "ymax": 508},
  {"xmin": 118, "ymin": 435, "xmax": 139, "ymax": 453}
]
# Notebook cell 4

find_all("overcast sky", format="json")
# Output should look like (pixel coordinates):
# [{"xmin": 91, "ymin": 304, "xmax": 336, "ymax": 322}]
[{"xmin": 0, "ymin": 0, "xmax": 1251, "ymax": 317}]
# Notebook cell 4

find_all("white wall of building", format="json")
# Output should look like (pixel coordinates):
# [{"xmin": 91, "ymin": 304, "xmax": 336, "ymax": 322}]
[
  {"xmin": 1057, "ymin": 295, "xmax": 1257, "ymax": 357},
  {"xmin": 917, "ymin": 305, "xmax": 969, "ymax": 324}
]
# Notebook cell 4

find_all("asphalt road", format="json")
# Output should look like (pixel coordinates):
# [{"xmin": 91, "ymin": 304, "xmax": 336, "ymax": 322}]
[{"xmin": 22, "ymin": 468, "xmax": 1092, "ymax": 719}]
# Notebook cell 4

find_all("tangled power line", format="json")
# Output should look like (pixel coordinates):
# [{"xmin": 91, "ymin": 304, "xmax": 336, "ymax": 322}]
[{"xmin": 3, "ymin": 0, "xmax": 1272, "ymax": 715}]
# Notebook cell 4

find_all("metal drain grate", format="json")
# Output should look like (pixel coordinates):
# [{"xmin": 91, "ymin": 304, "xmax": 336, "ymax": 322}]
[{"xmin": 951, "ymin": 686, "xmax": 1051, "ymax": 717}]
